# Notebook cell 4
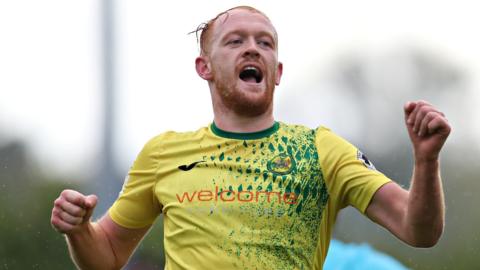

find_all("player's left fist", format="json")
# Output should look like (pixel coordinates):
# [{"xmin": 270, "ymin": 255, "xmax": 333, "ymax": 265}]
[{"xmin": 404, "ymin": 100, "xmax": 451, "ymax": 160}]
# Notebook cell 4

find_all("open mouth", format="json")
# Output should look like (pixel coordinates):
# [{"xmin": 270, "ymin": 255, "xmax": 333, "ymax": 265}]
[{"xmin": 239, "ymin": 66, "xmax": 263, "ymax": 83}]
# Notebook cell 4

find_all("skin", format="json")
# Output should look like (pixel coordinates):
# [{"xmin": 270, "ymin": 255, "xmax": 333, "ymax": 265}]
[
  {"xmin": 50, "ymin": 7, "xmax": 451, "ymax": 270},
  {"xmin": 366, "ymin": 100, "xmax": 450, "ymax": 247},
  {"xmin": 195, "ymin": 9, "xmax": 282, "ymax": 132},
  {"xmin": 51, "ymin": 190, "xmax": 149, "ymax": 269}
]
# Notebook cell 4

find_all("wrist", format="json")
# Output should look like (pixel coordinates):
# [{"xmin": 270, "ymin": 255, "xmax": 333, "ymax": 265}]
[
  {"xmin": 65, "ymin": 222, "xmax": 95, "ymax": 241},
  {"xmin": 413, "ymin": 150, "xmax": 440, "ymax": 164},
  {"xmin": 414, "ymin": 157, "xmax": 439, "ymax": 169}
]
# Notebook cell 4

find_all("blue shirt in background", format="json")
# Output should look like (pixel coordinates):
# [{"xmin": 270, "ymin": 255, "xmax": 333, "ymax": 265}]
[{"xmin": 324, "ymin": 240, "xmax": 409, "ymax": 270}]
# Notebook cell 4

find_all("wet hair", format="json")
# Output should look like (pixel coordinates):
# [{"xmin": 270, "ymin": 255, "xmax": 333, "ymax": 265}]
[{"xmin": 189, "ymin": 6, "xmax": 277, "ymax": 55}]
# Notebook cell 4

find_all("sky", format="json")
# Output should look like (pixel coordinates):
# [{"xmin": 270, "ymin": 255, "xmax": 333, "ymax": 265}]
[{"xmin": 0, "ymin": 0, "xmax": 479, "ymax": 178}]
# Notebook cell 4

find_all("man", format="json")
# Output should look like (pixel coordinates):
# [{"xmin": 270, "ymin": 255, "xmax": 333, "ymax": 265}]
[{"xmin": 51, "ymin": 6, "xmax": 451, "ymax": 270}]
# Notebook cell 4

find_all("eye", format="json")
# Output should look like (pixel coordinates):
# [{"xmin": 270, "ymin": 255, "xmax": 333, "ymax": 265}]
[
  {"xmin": 258, "ymin": 40, "xmax": 272, "ymax": 48},
  {"xmin": 227, "ymin": 39, "xmax": 243, "ymax": 45}
]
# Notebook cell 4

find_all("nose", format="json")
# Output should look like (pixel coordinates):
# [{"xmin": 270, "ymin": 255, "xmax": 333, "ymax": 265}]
[{"xmin": 242, "ymin": 38, "xmax": 260, "ymax": 59}]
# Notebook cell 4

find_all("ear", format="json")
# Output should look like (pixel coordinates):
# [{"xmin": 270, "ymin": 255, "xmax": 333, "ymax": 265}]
[
  {"xmin": 275, "ymin": 62, "xmax": 283, "ymax": 85},
  {"xmin": 195, "ymin": 56, "xmax": 213, "ymax": 80}
]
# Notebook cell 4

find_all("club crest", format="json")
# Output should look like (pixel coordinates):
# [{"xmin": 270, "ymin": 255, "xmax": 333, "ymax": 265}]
[{"xmin": 267, "ymin": 153, "xmax": 296, "ymax": 175}]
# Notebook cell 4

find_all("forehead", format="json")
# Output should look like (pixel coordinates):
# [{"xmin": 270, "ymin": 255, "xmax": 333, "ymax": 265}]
[{"xmin": 211, "ymin": 9, "xmax": 277, "ymax": 41}]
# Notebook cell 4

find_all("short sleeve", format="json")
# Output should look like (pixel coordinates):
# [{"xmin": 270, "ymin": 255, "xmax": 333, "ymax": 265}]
[
  {"xmin": 108, "ymin": 135, "xmax": 163, "ymax": 228},
  {"xmin": 315, "ymin": 127, "xmax": 391, "ymax": 213}
]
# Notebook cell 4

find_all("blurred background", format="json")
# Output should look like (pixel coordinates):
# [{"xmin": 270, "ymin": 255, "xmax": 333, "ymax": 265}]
[{"xmin": 0, "ymin": 0, "xmax": 479, "ymax": 269}]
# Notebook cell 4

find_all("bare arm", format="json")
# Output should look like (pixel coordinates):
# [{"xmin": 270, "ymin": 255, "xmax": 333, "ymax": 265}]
[
  {"xmin": 366, "ymin": 101, "xmax": 450, "ymax": 247},
  {"xmin": 51, "ymin": 190, "xmax": 150, "ymax": 269}
]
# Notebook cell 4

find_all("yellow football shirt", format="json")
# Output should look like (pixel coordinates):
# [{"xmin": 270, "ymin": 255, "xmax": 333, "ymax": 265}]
[{"xmin": 108, "ymin": 122, "xmax": 391, "ymax": 269}]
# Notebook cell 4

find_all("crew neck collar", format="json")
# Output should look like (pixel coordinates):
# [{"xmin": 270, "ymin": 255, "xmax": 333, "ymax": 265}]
[{"xmin": 210, "ymin": 121, "xmax": 280, "ymax": 140}]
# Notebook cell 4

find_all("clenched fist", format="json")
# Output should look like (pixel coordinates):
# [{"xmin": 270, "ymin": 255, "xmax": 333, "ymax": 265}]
[
  {"xmin": 404, "ymin": 100, "xmax": 451, "ymax": 162},
  {"xmin": 51, "ymin": 189, "xmax": 98, "ymax": 234}
]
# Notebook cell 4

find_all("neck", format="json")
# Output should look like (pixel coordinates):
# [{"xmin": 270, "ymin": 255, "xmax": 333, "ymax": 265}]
[{"xmin": 213, "ymin": 107, "xmax": 275, "ymax": 133}]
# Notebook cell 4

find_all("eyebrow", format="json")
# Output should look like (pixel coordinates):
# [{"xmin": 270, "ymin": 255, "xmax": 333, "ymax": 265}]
[{"xmin": 219, "ymin": 29, "xmax": 276, "ymax": 46}]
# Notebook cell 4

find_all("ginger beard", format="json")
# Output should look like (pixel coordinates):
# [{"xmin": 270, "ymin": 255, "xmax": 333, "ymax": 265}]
[{"xmin": 211, "ymin": 61, "xmax": 277, "ymax": 118}]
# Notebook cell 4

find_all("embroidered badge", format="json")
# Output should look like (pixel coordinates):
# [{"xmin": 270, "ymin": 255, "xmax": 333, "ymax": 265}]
[
  {"xmin": 357, "ymin": 150, "xmax": 376, "ymax": 170},
  {"xmin": 267, "ymin": 153, "xmax": 296, "ymax": 175}
]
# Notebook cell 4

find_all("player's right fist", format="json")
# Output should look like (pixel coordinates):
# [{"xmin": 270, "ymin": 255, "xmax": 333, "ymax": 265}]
[{"xmin": 51, "ymin": 189, "xmax": 98, "ymax": 234}]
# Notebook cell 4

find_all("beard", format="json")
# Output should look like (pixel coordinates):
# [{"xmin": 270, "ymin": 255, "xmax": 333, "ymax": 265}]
[{"xmin": 212, "ymin": 66, "xmax": 276, "ymax": 117}]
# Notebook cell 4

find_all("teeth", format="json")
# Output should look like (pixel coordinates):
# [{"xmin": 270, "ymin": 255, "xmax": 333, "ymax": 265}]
[
  {"xmin": 244, "ymin": 66, "xmax": 258, "ymax": 72},
  {"xmin": 239, "ymin": 65, "xmax": 262, "ymax": 83}
]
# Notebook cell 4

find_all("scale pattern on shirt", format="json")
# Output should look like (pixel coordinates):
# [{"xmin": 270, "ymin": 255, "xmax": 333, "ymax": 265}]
[{"xmin": 193, "ymin": 123, "xmax": 329, "ymax": 269}]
